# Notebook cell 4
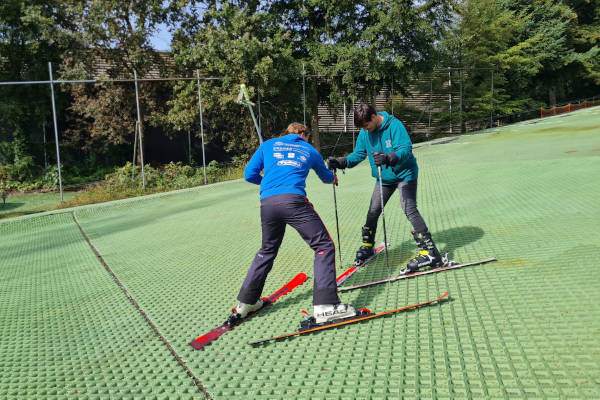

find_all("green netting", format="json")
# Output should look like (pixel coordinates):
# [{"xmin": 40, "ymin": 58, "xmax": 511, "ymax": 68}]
[{"xmin": 1, "ymin": 107, "xmax": 599, "ymax": 399}]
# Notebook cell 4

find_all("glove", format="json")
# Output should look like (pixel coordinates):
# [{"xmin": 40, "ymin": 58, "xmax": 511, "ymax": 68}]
[
  {"xmin": 327, "ymin": 157, "xmax": 347, "ymax": 171},
  {"xmin": 372, "ymin": 151, "xmax": 399, "ymax": 167}
]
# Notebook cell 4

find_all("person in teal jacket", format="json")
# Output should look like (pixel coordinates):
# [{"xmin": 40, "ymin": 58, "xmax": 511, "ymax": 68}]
[{"xmin": 327, "ymin": 104, "xmax": 442, "ymax": 273}]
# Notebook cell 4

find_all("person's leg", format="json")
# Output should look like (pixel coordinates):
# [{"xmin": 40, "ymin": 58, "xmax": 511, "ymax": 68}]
[
  {"xmin": 398, "ymin": 180, "xmax": 442, "ymax": 272},
  {"xmin": 237, "ymin": 196, "xmax": 285, "ymax": 305},
  {"xmin": 284, "ymin": 196, "xmax": 340, "ymax": 305},
  {"xmin": 355, "ymin": 184, "xmax": 396, "ymax": 263},
  {"xmin": 397, "ymin": 180, "xmax": 427, "ymax": 233}
]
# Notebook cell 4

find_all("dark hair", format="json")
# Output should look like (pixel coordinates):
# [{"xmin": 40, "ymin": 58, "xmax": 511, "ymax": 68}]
[{"xmin": 353, "ymin": 104, "xmax": 377, "ymax": 127}]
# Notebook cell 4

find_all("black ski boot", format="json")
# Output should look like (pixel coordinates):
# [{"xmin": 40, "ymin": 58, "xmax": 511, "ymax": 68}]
[
  {"xmin": 401, "ymin": 230, "xmax": 442, "ymax": 274},
  {"xmin": 354, "ymin": 226, "xmax": 375, "ymax": 266}
]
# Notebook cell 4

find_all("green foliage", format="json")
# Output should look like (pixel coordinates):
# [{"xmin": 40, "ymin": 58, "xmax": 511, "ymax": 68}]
[{"xmin": 58, "ymin": 161, "xmax": 246, "ymax": 209}]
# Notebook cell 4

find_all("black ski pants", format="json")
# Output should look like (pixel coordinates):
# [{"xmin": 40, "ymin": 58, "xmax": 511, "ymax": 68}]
[
  {"xmin": 237, "ymin": 193, "xmax": 340, "ymax": 306},
  {"xmin": 365, "ymin": 180, "xmax": 428, "ymax": 235}
]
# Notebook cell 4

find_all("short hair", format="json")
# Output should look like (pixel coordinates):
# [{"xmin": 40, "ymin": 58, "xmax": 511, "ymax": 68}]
[
  {"xmin": 286, "ymin": 122, "xmax": 309, "ymax": 136},
  {"xmin": 353, "ymin": 104, "xmax": 377, "ymax": 127}
]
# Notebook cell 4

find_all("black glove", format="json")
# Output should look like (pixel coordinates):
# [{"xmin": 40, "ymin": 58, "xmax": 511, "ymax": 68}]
[
  {"xmin": 327, "ymin": 156, "xmax": 347, "ymax": 170},
  {"xmin": 372, "ymin": 151, "xmax": 399, "ymax": 167}
]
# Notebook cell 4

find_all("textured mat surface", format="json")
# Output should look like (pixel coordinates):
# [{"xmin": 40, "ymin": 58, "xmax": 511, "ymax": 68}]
[{"xmin": 1, "ymin": 107, "xmax": 599, "ymax": 399}]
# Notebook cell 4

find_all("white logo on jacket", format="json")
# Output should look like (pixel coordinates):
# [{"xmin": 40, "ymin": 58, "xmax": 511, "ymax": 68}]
[
  {"xmin": 273, "ymin": 152, "xmax": 284, "ymax": 159},
  {"xmin": 277, "ymin": 160, "xmax": 301, "ymax": 168},
  {"xmin": 385, "ymin": 139, "xmax": 392, "ymax": 148}
]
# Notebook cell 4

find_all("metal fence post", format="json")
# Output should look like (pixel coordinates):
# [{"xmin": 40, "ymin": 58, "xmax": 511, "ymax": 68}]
[
  {"xmin": 302, "ymin": 63, "xmax": 307, "ymax": 126},
  {"xmin": 133, "ymin": 70, "xmax": 146, "ymax": 189},
  {"xmin": 490, "ymin": 69, "xmax": 494, "ymax": 128},
  {"xmin": 48, "ymin": 62, "xmax": 64, "ymax": 201},
  {"xmin": 196, "ymin": 70, "xmax": 207, "ymax": 185}
]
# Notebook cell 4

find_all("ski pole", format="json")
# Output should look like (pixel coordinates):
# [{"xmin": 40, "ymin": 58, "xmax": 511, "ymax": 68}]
[
  {"xmin": 332, "ymin": 172, "xmax": 343, "ymax": 267},
  {"xmin": 376, "ymin": 165, "xmax": 391, "ymax": 279}
]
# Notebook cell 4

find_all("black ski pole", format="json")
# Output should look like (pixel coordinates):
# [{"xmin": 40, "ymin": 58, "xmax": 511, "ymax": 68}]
[
  {"xmin": 376, "ymin": 165, "xmax": 391, "ymax": 279},
  {"xmin": 332, "ymin": 171, "xmax": 343, "ymax": 267}
]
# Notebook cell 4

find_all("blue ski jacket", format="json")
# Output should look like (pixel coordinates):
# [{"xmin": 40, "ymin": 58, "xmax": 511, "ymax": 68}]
[
  {"xmin": 244, "ymin": 134, "xmax": 334, "ymax": 200},
  {"xmin": 346, "ymin": 112, "xmax": 418, "ymax": 184}
]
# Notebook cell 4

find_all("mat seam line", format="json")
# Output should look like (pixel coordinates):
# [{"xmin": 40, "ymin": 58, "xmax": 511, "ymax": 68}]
[{"xmin": 71, "ymin": 211, "xmax": 212, "ymax": 400}]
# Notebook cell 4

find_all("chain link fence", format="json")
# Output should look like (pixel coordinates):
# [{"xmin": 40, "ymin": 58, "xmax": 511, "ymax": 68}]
[{"xmin": 1, "ymin": 62, "xmax": 599, "ymax": 202}]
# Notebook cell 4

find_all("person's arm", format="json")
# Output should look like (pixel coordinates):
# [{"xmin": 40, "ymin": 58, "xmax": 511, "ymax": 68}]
[
  {"xmin": 244, "ymin": 146, "xmax": 264, "ymax": 185},
  {"xmin": 344, "ymin": 131, "xmax": 368, "ymax": 168},
  {"xmin": 373, "ymin": 122, "xmax": 413, "ymax": 167},
  {"xmin": 389, "ymin": 121, "xmax": 413, "ymax": 165},
  {"xmin": 312, "ymin": 150, "xmax": 335, "ymax": 184}
]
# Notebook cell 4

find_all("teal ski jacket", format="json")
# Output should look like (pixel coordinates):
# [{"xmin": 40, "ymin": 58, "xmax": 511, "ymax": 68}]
[{"xmin": 346, "ymin": 112, "xmax": 418, "ymax": 184}]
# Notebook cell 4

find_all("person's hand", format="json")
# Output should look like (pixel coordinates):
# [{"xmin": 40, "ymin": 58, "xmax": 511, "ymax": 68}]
[
  {"xmin": 372, "ymin": 152, "xmax": 398, "ymax": 167},
  {"xmin": 327, "ymin": 157, "xmax": 347, "ymax": 170}
]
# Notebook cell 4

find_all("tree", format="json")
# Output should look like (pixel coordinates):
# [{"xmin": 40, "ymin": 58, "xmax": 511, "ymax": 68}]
[
  {"xmin": 168, "ymin": 1, "xmax": 301, "ymax": 155},
  {"xmin": 271, "ymin": 0, "xmax": 454, "ymax": 149},
  {"xmin": 60, "ymin": 0, "xmax": 186, "ymax": 163},
  {"xmin": 0, "ymin": 0, "xmax": 74, "ymax": 169}
]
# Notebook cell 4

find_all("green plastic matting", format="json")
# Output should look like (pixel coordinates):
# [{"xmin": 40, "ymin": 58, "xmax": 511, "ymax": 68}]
[{"xmin": 1, "ymin": 106, "xmax": 599, "ymax": 399}]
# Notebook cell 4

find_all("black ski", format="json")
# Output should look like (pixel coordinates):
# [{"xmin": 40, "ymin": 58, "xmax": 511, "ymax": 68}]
[{"xmin": 338, "ymin": 257, "xmax": 496, "ymax": 292}]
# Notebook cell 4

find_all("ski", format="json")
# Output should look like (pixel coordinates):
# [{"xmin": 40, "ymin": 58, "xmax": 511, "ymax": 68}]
[
  {"xmin": 249, "ymin": 291, "xmax": 449, "ymax": 345},
  {"xmin": 189, "ymin": 272, "xmax": 308, "ymax": 350},
  {"xmin": 335, "ymin": 242, "xmax": 388, "ymax": 286},
  {"xmin": 338, "ymin": 257, "xmax": 496, "ymax": 292}
]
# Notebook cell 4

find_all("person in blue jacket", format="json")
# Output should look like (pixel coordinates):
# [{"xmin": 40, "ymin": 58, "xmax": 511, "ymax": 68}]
[
  {"xmin": 234, "ymin": 122, "xmax": 356, "ymax": 324},
  {"xmin": 327, "ymin": 104, "xmax": 442, "ymax": 274}
]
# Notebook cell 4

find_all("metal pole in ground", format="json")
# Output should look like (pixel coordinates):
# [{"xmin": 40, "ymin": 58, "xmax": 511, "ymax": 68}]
[
  {"xmin": 352, "ymin": 99, "xmax": 355, "ymax": 148},
  {"xmin": 490, "ymin": 69, "xmax": 494, "ymax": 128},
  {"xmin": 428, "ymin": 78, "xmax": 433, "ymax": 135},
  {"xmin": 196, "ymin": 70, "xmax": 207, "ymax": 185},
  {"xmin": 343, "ymin": 101, "xmax": 347, "ymax": 138},
  {"xmin": 131, "ymin": 121, "xmax": 138, "ymax": 179},
  {"xmin": 48, "ymin": 62, "xmax": 64, "ymax": 201},
  {"xmin": 133, "ymin": 70, "xmax": 146, "ymax": 189},
  {"xmin": 302, "ymin": 63, "xmax": 307, "ymax": 126},
  {"xmin": 391, "ymin": 79, "xmax": 394, "ymax": 115},
  {"xmin": 449, "ymin": 69, "xmax": 452, "ymax": 134}
]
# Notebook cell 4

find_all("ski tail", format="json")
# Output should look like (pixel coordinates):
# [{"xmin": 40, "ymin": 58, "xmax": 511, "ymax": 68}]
[{"xmin": 189, "ymin": 272, "xmax": 308, "ymax": 350}]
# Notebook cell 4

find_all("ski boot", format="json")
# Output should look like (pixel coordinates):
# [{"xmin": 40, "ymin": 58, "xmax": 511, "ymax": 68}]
[
  {"xmin": 226, "ymin": 299, "xmax": 264, "ymax": 326},
  {"xmin": 313, "ymin": 303, "xmax": 357, "ymax": 324},
  {"xmin": 354, "ymin": 226, "xmax": 375, "ymax": 266},
  {"xmin": 401, "ymin": 230, "xmax": 443, "ymax": 274}
]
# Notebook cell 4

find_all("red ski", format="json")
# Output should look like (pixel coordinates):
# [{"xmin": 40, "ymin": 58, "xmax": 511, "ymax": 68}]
[
  {"xmin": 338, "ymin": 257, "xmax": 496, "ymax": 292},
  {"xmin": 189, "ymin": 272, "xmax": 307, "ymax": 350},
  {"xmin": 249, "ymin": 291, "xmax": 449, "ymax": 345},
  {"xmin": 335, "ymin": 242, "xmax": 388, "ymax": 286}
]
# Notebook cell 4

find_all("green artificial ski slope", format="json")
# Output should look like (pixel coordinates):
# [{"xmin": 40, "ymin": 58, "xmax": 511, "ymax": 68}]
[{"xmin": 1, "ymin": 107, "xmax": 599, "ymax": 399}]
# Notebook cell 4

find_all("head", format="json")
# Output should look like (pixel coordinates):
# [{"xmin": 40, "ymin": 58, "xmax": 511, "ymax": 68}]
[
  {"xmin": 353, "ymin": 104, "xmax": 380, "ymax": 132},
  {"xmin": 285, "ymin": 122, "xmax": 310, "ymax": 142}
]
